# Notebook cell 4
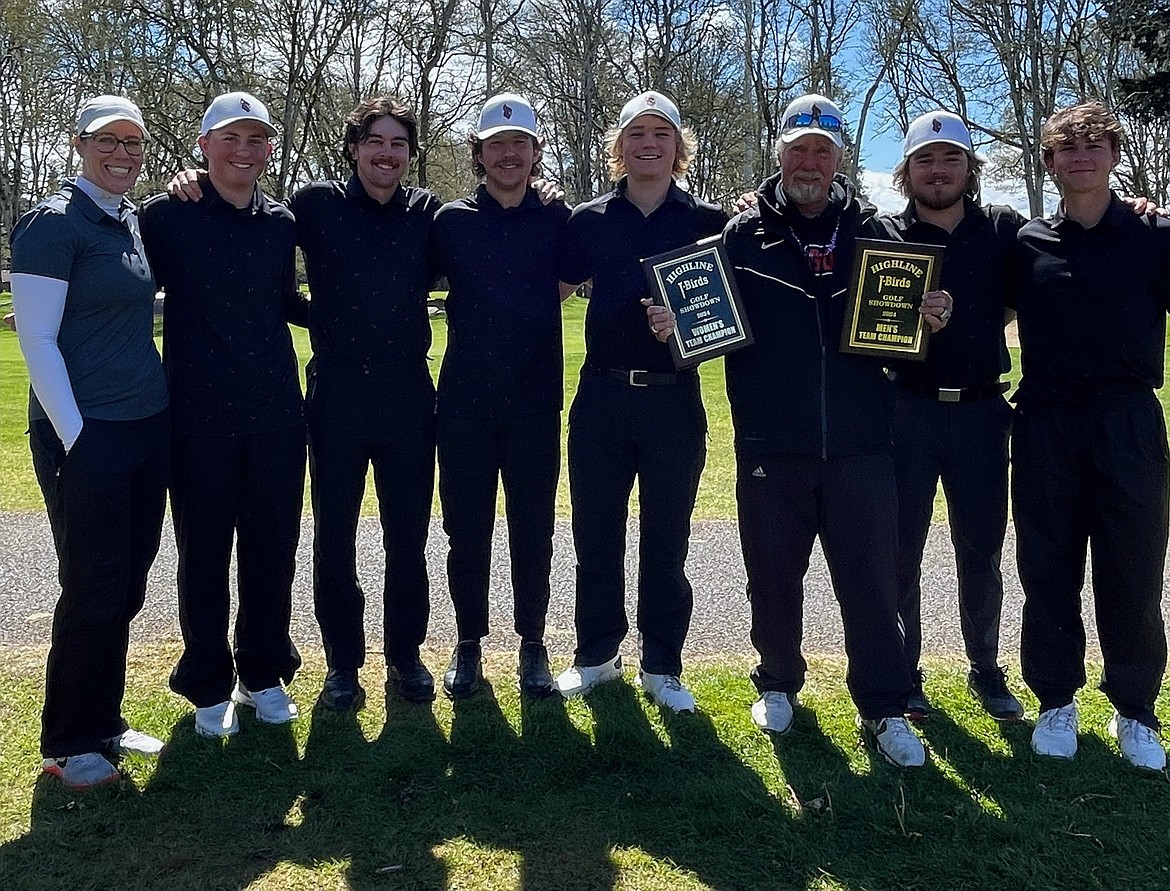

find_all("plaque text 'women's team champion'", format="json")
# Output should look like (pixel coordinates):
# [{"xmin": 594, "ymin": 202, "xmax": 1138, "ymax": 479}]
[
  {"xmin": 840, "ymin": 239, "xmax": 945, "ymax": 362},
  {"xmin": 642, "ymin": 236, "xmax": 753, "ymax": 370}
]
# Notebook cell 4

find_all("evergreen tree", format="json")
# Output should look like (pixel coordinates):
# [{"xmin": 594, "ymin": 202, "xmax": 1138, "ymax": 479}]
[{"xmin": 1107, "ymin": 0, "xmax": 1170, "ymax": 118}]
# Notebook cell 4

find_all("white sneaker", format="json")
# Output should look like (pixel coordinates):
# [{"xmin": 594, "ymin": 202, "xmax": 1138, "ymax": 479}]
[
  {"xmin": 554, "ymin": 656, "xmax": 622, "ymax": 698},
  {"xmin": 859, "ymin": 716, "xmax": 926, "ymax": 768},
  {"xmin": 232, "ymin": 683, "xmax": 299, "ymax": 724},
  {"xmin": 751, "ymin": 691, "xmax": 794, "ymax": 735},
  {"xmin": 1109, "ymin": 712, "xmax": 1167, "ymax": 771},
  {"xmin": 41, "ymin": 752, "xmax": 120, "ymax": 790},
  {"xmin": 1032, "ymin": 703, "xmax": 1078, "ymax": 760},
  {"xmin": 195, "ymin": 700, "xmax": 240, "ymax": 738},
  {"xmin": 103, "ymin": 728, "xmax": 165, "ymax": 757},
  {"xmin": 637, "ymin": 671, "xmax": 696, "ymax": 713}
]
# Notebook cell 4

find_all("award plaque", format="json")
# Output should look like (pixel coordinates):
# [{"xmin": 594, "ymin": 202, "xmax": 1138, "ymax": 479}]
[
  {"xmin": 840, "ymin": 239, "xmax": 945, "ymax": 362},
  {"xmin": 642, "ymin": 235, "xmax": 753, "ymax": 369}
]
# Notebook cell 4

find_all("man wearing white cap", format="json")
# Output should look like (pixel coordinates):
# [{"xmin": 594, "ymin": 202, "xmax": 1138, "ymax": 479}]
[
  {"xmin": 554, "ymin": 90, "xmax": 727, "ymax": 713},
  {"xmin": 877, "ymin": 110, "xmax": 1026, "ymax": 724},
  {"xmin": 429, "ymin": 93, "xmax": 570, "ymax": 699},
  {"xmin": 140, "ymin": 91, "xmax": 307, "ymax": 738},
  {"xmin": 715, "ymin": 93, "xmax": 951, "ymax": 767}
]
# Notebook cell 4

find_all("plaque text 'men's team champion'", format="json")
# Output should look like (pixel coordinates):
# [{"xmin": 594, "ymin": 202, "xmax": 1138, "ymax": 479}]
[{"xmin": 840, "ymin": 239, "xmax": 944, "ymax": 362}]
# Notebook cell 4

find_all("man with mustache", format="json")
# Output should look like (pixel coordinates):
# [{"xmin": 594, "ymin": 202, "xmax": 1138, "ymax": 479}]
[
  {"xmin": 428, "ymin": 93, "xmax": 570, "ymax": 699},
  {"xmin": 289, "ymin": 99, "xmax": 440, "ymax": 711},
  {"xmin": 876, "ymin": 111, "xmax": 1025, "ymax": 724},
  {"xmin": 718, "ymin": 94, "xmax": 950, "ymax": 766}
]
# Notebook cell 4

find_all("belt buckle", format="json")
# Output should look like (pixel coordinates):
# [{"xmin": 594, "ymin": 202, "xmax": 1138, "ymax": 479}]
[
  {"xmin": 938, "ymin": 388, "xmax": 962, "ymax": 403},
  {"xmin": 628, "ymin": 369, "xmax": 649, "ymax": 387}
]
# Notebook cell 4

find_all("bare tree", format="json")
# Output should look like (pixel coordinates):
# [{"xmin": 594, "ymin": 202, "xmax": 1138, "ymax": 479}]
[
  {"xmin": 950, "ymin": 0, "xmax": 1096, "ymax": 214},
  {"xmin": 508, "ymin": 0, "xmax": 622, "ymax": 201}
]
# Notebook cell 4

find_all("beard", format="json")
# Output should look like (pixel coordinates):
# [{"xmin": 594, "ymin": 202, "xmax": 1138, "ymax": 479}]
[
  {"xmin": 784, "ymin": 179, "xmax": 829, "ymax": 207},
  {"xmin": 911, "ymin": 179, "xmax": 965, "ymax": 211}
]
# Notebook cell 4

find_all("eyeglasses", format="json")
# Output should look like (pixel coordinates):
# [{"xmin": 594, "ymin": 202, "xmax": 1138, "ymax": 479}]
[
  {"xmin": 783, "ymin": 112, "xmax": 844, "ymax": 133},
  {"xmin": 80, "ymin": 134, "xmax": 147, "ymax": 156}
]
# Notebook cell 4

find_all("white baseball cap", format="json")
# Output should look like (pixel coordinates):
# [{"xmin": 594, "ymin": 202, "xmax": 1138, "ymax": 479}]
[
  {"xmin": 618, "ymin": 91, "xmax": 682, "ymax": 132},
  {"xmin": 903, "ymin": 110, "xmax": 975, "ymax": 157},
  {"xmin": 77, "ymin": 95, "xmax": 149, "ymax": 138},
  {"xmin": 200, "ymin": 91, "xmax": 277, "ymax": 137},
  {"xmin": 779, "ymin": 94, "xmax": 844, "ymax": 149},
  {"xmin": 476, "ymin": 93, "xmax": 538, "ymax": 139}
]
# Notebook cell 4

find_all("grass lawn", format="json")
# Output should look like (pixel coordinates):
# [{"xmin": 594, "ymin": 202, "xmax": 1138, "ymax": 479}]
[
  {"xmin": 0, "ymin": 645, "xmax": 1167, "ymax": 890},
  {"xmin": 0, "ymin": 296, "xmax": 737, "ymax": 516},
  {"xmin": 7, "ymin": 295, "xmax": 1170, "ymax": 520}
]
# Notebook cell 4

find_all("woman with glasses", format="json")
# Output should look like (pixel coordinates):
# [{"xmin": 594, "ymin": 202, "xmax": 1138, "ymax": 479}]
[{"xmin": 11, "ymin": 95, "xmax": 169, "ymax": 790}]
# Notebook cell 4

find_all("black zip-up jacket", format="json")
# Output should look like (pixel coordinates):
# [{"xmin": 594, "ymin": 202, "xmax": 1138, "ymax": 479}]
[{"xmin": 723, "ymin": 171, "xmax": 892, "ymax": 458}]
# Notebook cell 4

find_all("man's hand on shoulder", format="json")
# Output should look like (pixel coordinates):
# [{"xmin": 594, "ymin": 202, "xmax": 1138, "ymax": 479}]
[
  {"xmin": 733, "ymin": 191, "xmax": 758, "ymax": 214},
  {"xmin": 167, "ymin": 168, "xmax": 207, "ymax": 202},
  {"xmin": 1121, "ymin": 195, "xmax": 1169, "ymax": 218},
  {"xmin": 531, "ymin": 178, "xmax": 565, "ymax": 206}
]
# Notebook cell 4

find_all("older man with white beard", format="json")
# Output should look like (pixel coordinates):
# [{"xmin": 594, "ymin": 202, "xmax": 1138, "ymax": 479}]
[{"xmin": 719, "ymin": 94, "xmax": 951, "ymax": 767}]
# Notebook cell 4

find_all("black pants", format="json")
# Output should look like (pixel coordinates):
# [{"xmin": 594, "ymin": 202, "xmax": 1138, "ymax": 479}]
[
  {"xmin": 438, "ymin": 407, "xmax": 559, "ymax": 642},
  {"xmin": 168, "ymin": 425, "xmax": 305, "ymax": 707},
  {"xmin": 308, "ymin": 364, "xmax": 435, "ymax": 670},
  {"xmin": 892, "ymin": 390, "xmax": 1011, "ymax": 671},
  {"xmin": 1013, "ymin": 393, "xmax": 1168, "ymax": 729},
  {"xmin": 31, "ymin": 412, "xmax": 169, "ymax": 757},
  {"xmin": 567, "ymin": 371, "xmax": 706, "ymax": 675},
  {"xmin": 738, "ymin": 452, "xmax": 911, "ymax": 719}
]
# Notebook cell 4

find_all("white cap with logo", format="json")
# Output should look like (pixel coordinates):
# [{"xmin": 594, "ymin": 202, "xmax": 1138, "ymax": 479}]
[
  {"xmin": 76, "ymin": 95, "xmax": 149, "ymax": 138},
  {"xmin": 902, "ymin": 110, "xmax": 975, "ymax": 157},
  {"xmin": 618, "ymin": 91, "xmax": 682, "ymax": 132},
  {"xmin": 476, "ymin": 93, "xmax": 539, "ymax": 139},
  {"xmin": 200, "ymin": 91, "xmax": 277, "ymax": 137},
  {"xmin": 779, "ymin": 94, "xmax": 844, "ymax": 148}
]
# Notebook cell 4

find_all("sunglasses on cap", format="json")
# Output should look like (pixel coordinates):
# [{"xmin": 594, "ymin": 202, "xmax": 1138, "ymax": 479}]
[{"xmin": 783, "ymin": 112, "xmax": 844, "ymax": 133}]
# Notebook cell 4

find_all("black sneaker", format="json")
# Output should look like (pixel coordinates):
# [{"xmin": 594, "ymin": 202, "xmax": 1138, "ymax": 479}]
[
  {"xmin": 968, "ymin": 665, "xmax": 1024, "ymax": 722},
  {"xmin": 518, "ymin": 641, "xmax": 555, "ymax": 698},
  {"xmin": 442, "ymin": 641, "xmax": 484, "ymax": 699},
  {"xmin": 905, "ymin": 668, "xmax": 931, "ymax": 723},
  {"xmin": 388, "ymin": 655, "xmax": 435, "ymax": 703},
  {"xmin": 317, "ymin": 669, "xmax": 366, "ymax": 712}
]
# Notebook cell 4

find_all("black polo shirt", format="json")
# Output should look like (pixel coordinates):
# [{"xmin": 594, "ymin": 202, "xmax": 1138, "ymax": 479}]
[
  {"xmin": 1011, "ymin": 193, "xmax": 1170, "ymax": 405},
  {"xmin": 139, "ymin": 177, "xmax": 303, "ymax": 436},
  {"xmin": 561, "ymin": 179, "xmax": 727, "ymax": 373},
  {"xmin": 430, "ymin": 184, "xmax": 570, "ymax": 416},
  {"xmin": 289, "ymin": 176, "xmax": 440, "ymax": 371},
  {"xmin": 877, "ymin": 198, "xmax": 1019, "ymax": 389}
]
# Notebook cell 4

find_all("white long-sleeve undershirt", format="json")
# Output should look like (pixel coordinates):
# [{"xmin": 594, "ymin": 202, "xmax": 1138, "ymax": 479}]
[{"xmin": 12, "ymin": 272, "xmax": 83, "ymax": 451}]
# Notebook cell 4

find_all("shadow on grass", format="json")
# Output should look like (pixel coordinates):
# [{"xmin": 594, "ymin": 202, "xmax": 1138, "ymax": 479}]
[{"xmin": 1, "ymin": 668, "xmax": 1169, "ymax": 891}]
